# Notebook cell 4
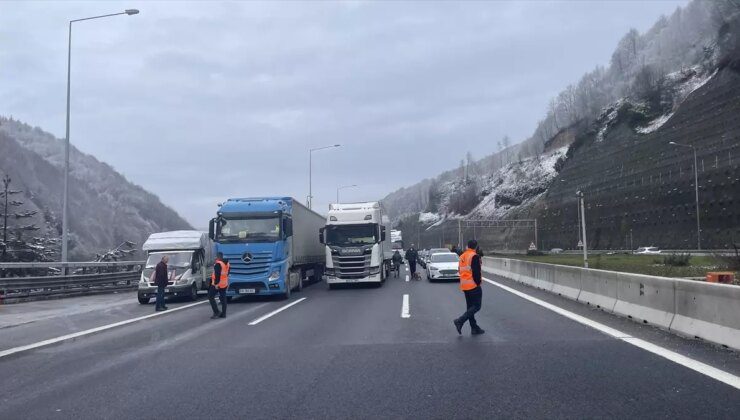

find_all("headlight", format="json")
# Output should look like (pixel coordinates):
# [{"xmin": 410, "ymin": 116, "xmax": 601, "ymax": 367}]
[
  {"xmin": 325, "ymin": 268, "xmax": 336, "ymax": 276},
  {"xmin": 429, "ymin": 266, "xmax": 439, "ymax": 271},
  {"xmin": 369, "ymin": 266, "xmax": 380, "ymax": 275},
  {"xmin": 268, "ymin": 270, "xmax": 280, "ymax": 281}
]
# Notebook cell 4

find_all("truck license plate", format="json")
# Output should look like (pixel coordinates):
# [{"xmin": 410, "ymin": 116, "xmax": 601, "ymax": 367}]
[{"xmin": 239, "ymin": 288, "xmax": 256, "ymax": 294}]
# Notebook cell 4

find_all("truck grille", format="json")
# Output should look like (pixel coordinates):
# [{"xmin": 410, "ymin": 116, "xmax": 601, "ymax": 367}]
[
  {"xmin": 332, "ymin": 254, "xmax": 372, "ymax": 279},
  {"xmin": 229, "ymin": 281, "xmax": 265, "ymax": 292},
  {"xmin": 226, "ymin": 252, "xmax": 272, "ymax": 277}
]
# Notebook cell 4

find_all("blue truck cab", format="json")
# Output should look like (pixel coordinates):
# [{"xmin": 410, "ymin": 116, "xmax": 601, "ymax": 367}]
[{"xmin": 208, "ymin": 197, "xmax": 325, "ymax": 299}]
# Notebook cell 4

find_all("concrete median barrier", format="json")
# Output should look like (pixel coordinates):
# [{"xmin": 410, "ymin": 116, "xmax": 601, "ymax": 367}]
[
  {"xmin": 671, "ymin": 280, "xmax": 740, "ymax": 350},
  {"xmin": 550, "ymin": 265, "xmax": 582, "ymax": 300},
  {"xmin": 532, "ymin": 263, "xmax": 555, "ymax": 292},
  {"xmin": 613, "ymin": 272, "xmax": 676, "ymax": 329},
  {"xmin": 577, "ymin": 268, "xmax": 618, "ymax": 312}
]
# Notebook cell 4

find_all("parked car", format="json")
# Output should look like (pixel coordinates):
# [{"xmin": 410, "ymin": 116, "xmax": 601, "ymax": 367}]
[
  {"xmin": 550, "ymin": 248, "xmax": 564, "ymax": 254},
  {"xmin": 426, "ymin": 252, "xmax": 460, "ymax": 282},
  {"xmin": 635, "ymin": 246, "xmax": 661, "ymax": 255}
]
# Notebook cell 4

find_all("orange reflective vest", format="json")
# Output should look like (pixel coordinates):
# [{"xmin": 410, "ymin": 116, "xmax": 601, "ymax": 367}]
[
  {"xmin": 211, "ymin": 260, "xmax": 229, "ymax": 289},
  {"xmin": 458, "ymin": 249, "xmax": 478, "ymax": 291}
]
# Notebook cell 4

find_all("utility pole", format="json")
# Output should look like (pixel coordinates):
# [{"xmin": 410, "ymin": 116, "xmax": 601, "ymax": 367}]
[
  {"xmin": 669, "ymin": 142, "xmax": 701, "ymax": 250},
  {"xmin": 577, "ymin": 191, "xmax": 588, "ymax": 268},
  {"xmin": 2, "ymin": 175, "xmax": 10, "ymax": 260}
]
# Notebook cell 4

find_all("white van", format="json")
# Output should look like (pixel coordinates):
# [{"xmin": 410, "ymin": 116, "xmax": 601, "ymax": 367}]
[{"xmin": 137, "ymin": 231, "xmax": 213, "ymax": 304}]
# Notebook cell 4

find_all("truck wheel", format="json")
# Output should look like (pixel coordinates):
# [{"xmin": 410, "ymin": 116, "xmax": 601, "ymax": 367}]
[
  {"xmin": 138, "ymin": 296, "xmax": 150, "ymax": 304},
  {"xmin": 189, "ymin": 284, "xmax": 198, "ymax": 301}
]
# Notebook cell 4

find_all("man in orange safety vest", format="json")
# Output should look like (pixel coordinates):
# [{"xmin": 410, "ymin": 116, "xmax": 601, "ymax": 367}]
[
  {"xmin": 209, "ymin": 252, "xmax": 230, "ymax": 319},
  {"xmin": 453, "ymin": 239, "xmax": 485, "ymax": 335}
]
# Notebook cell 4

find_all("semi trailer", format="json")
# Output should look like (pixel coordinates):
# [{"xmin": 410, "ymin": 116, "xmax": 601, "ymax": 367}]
[{"xmin": 209, "ymin": 197, "xmax": 325, "ymax": 299}]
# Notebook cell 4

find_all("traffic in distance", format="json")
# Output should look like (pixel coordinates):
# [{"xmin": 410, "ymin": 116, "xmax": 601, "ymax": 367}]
[{"xmin": 137, "ymin": 198, "xmax": 467, "ymax": 307}]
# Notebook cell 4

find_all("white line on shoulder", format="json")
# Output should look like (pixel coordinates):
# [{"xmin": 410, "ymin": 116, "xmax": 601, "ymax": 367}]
[{"xmin": 483, "ymin": 277, "xmax": 740, "ymax": 391}]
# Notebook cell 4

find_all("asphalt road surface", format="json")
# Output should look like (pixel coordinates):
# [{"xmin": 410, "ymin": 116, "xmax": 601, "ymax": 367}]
[{"xmin": 2, "ymin": 263, "xmax": 739, "ymax": 419}]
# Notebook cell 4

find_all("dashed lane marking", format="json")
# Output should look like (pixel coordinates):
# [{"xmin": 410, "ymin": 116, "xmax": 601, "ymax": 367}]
[
  {"xmin": 248, "ymin": 298, "xmax": 307, "ymax": 325},
  {"xmin": 401, "ymin": 294, "xmax": 410, "ymax": 318},
  {"xmin": 483, "ymin": 277, "xmax": 740, "ymax": 391}
]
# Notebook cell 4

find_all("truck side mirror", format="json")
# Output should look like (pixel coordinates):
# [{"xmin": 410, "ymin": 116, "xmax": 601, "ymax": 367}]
[
  {"xmin": 381, "ymin": 225, "xmax": 386, "ymax": 242},
  {"xmin": 319, "ymin": 227, "xmax": 325, "ymax": 245},
  {"xmin": 208, "ymin": 218, "xmax": 215, "ymax": 240},
  {"xmin": 284, "ymin": 219, "xmax": 293, "ymax": 237}
]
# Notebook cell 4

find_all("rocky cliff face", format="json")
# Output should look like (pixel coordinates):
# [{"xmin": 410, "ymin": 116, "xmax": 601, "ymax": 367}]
[{"xmin": 0, "ymin": 117, "xmax": 192, "ymax": 261}]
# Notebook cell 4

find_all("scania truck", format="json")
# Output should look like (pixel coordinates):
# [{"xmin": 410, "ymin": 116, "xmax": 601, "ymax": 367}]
[
  {"xmin": 208, "ymin": 197, "xmax": 325, "ymax": 299},
  {"xmin": 320, "ymin": 201, "xmax": 392, "ymax": 288}
]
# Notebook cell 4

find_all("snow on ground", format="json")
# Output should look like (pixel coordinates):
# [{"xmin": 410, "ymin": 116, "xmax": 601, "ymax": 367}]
[
  {"xmin": 637, "ymin": 67, "xmax": 718, "ymax": 134},
  {"xmin": 469, "ymin": 145, "xmax": 569, "ymax": 220},
  {"xmin": 596, "ymin": 106, "xmax": 620, "ymax": 142},
  {"xmin": 418, "ymin": 212, "xmax": 440, "ymax": 225},
  {"xmin": 636, "ymin": 112, "xmax": 674, "ymax": 134}
]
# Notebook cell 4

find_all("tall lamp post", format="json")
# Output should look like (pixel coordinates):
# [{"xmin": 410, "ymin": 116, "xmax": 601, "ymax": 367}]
[
  {"xmin": 669, "ymin": 141, "xmax": 701, "ymax": 250},
  {"xmin": 336, "ymin": 184, "xmax": 357, "ymax": 203},
  {"xmin": 308, "ymin": 144, "xmax": 340, "ymax": 210},
  {"xmin": 576, "ymin": 190, "xmax": 588, "ymax": 268},
  {"xmin": 61, "ymin": 9, "xmax": 139, "ymax": 265}
]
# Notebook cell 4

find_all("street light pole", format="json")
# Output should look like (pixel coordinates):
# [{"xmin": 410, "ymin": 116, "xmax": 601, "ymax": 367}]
[
  {"xmin": 308, "ymin": 144, "xmax": 340, "ymax": 209},
  {"xmin": 577, "ymin": 191, "xmax": 588, "ymax": 268},
  {"xmin": 61, "ymin": 9, "xmax": 139, "ymax": 265},
  {"xmin": 669, "ymin": 142, "xmax": 701, "ymax": 250},
  {"xmin": 336, "ymin": 184, "xmax": 357, "ymax": 203}
]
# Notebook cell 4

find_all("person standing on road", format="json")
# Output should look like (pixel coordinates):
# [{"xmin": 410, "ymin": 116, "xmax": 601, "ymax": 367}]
[
  {"xmin": 453, "ymin": 240, "xmax": 485, "ymax": 335},
  {"xmin": 209, "ymin": 252, "xmax": 230, "ymax": 319},
  {"xmin": 392, "ymin": 250, "xmax": 403, "ymax": 278},
  {"xmin": 405, "ymin": 245, "xmax": 419, "ymax": 279},
  {"xmin": 154, "ymin": 255, "xmax": 169, "ymax": 312}
]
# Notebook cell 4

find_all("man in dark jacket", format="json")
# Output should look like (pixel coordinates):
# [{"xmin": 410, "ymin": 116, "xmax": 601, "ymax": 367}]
[
  {"xmin": 154, "ymin": 255, "xmax": 169, "ymax": 312},
  {"xmin": 391, "ymin": 250, "xmax": 403, "ymax": 278},
  {"xmin": 405, "ymin": 245, "xmax": 419, "ymax": 279}
]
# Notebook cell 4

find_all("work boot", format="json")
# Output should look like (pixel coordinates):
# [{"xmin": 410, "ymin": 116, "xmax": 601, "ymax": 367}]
[
  {"xmin": 453, "ymin": 319, "xmax": 463, "ymax": 335},
  {"xmin": 471, "ymin": 327, "xmax": 485, "ymax": 335},
  {"xmin": 210, "ymin": 314, "xmax": 220, "ymax": 319},
  {"xmin": 219, "ymin": 313, "xmax": 226, "ymax": 318}
]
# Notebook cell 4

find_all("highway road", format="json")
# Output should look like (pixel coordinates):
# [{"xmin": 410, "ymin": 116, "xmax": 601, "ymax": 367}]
[{"xmin": 2, "ymin": 264, "xmax": 740, "ymax": 419}]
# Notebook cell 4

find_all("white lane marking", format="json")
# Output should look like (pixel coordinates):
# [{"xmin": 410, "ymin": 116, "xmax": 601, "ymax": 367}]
[
  {"xmin": 248, "ymin": 298, "xmax": 307, "ymax": 325},
  {"xmin": 0, "ymin": 300, "xmax": 209, "ymax": 359},
  {"xmin": 483, "ymin": 277, "xmax": 740, "ymax": 391},
  {"xmin": 401, "ymin": 294, "xmax": 410, "ymax": 318},
  {"xmin": 405, "ymin": 274, "xmax": 409, "ymax": 282}
]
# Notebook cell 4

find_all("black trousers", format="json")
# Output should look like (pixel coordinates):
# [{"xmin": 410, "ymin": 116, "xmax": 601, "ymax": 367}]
[
  {"xmin": 408, "ymin": 260, "xmax": 417, "ymax": 275},
  {"xmin": 458, "ymin": 286, "xmax": 482, "ymax": 329},
  {"xmin": 208, "ymin": 286, "xmax": 227, "ymax": 316}
]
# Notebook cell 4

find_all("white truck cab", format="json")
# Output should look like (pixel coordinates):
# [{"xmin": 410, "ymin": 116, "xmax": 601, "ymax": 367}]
[{"xmin": 321, "ymin": 202, "xmax": 391, "ymax": 288}]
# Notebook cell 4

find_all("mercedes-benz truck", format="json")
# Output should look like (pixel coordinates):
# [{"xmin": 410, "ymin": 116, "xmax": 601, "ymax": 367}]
[
  {"xmin": 138, "ymin": 230, "xmax": 213, "ymax": 304},
  {"xmin": 320, "ymin": 201, "xmax": 391, "ymax": 288},
  {"xmin": 208, "ymin": 197, "xmax": 325, "ymax": 299}
]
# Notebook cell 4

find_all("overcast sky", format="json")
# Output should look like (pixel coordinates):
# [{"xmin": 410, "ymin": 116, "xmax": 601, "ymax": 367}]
[{"xmin": 0, "ymin": 0, "xmax": 688, "ymax": 226}]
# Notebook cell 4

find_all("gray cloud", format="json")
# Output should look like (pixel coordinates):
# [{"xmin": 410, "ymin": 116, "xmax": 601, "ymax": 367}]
[{"xmin": 0, "ymin": 0, "xmax": 688, "ymax": 226}]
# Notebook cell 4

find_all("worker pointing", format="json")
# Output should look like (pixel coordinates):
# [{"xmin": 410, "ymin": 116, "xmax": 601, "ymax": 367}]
[
  {"xmin": 209, "ymin": 252, "xmax": 230, "ymax": 319},
  {"xmin": 453, "ymin": 239, "xmax": 485, "ymax": 335}
]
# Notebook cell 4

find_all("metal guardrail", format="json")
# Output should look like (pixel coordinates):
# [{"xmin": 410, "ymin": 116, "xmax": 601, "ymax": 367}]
[{"xmin": 0, "ymin": 261, "xmax": 144, "ymax": 303}]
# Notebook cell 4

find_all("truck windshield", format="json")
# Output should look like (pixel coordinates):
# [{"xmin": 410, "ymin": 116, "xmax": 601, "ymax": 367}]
[
  {"xmin": 326, "ymin": 224, "xmax": 377, "ymax": 246},
  {"xmin": 145, "ymin": 251, "xmax": 193, "ymax": 268},
  {"xmin": 218, "ymin": 217, "xmax": 280, "ymax": 243}
]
